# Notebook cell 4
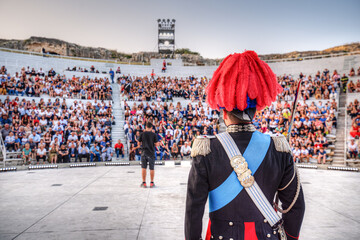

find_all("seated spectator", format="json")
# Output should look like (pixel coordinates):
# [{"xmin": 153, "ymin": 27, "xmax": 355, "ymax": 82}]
[
  {"xmin": 22, "ymin": 143, "xmax": 32, "ymax": 164},
  {"xmin": 78, "ymin": 143, "xmax": 90, "ymax": 162},
  {"xmin": 348, "ymin": 81, "xmax": 356, "ymax": 93},
  {"xmin": 28, "ymin": 138, "xmax": 37, "ymax": 159},
  {"xmin": 1, "ymin": 124, "xmax": 11, "ymax": 139},
  {"xmin": 29, "ymin": 131, "xmax": 41, "ymax": 145},
  {"xmin": 36, "ymin": 144, "xmax": 47, "ymax": 164},
  {"xmin": 101, "ymin": 142, "xmax": 114, "ymax": 161},
  {"xmin": 129, "ymin": 143, "xmax": 136, "ymax": 161},
  {"xmin": 162, "ymin": 143, "xmax": 170, "ymax": 160},
  {"xmin": 180, "ymin": 142, "xmax": 191, "ymax": 159},
  {"xmin": 49, "ymin": 142, "xmax": 58, "ymax": 164},
  {"xmin": 350, "ymin": 67, "xmax": 355, "ymax": 77},
  {"xmin": 300, "ymin": 146, "xmax": 310, "ymax": 163},
  {"xmin": 90, "ymin": 142, "xmax": 101, "ymax": 162},
  {"xmin": 114, "ymin": 140, "xmax": 124, "ymax": 159},
  {"xmin": 81, "ymin": 131, "xmax": 91, "ymax": 147},
  {"xmin": 350, "ymin": 117, "xmax": 360, "ymax": 138},
  {"xmin": 68, "ymin": 140, "xmax": 78, "ymax": 162},
  {"xmin": 348, "ymin": 139, "xmax": 358, "ymax": 159},
  {"xmin": 134, "ymin": 141, "xmax": 141, "ymax": 161},
  {"xmin": 1, "ymin": 115, "xmax": 12, "ymax": 126},
  {"xmin": 155, "ymin": 145, "xmax": 163, "ymax": 160},
  {"xmin": 292, "ymin": 146, "xmax": 301, "ymax": 163},
  {"xmin": 171, "ymin": 142, "xmax": 179, "ymax": 160},
  {"xmin": 5, "ymin": 131, "xmax": 15, "ymax": 151},
  {"xmin": 58, "ymin": 144, "xmax": 69, "ymax": 163},
  {"xmin": 317, "ymin": 148, "xmax": 327, "ymax": 164}
]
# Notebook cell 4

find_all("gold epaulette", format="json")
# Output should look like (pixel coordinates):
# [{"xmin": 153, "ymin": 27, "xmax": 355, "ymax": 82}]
[
  {"xmin": 190, "ymin": 135, "xmax": 214, "ymax": 157},
  {"xmin": 271, "ymin": 134, "xmax": 291, "ymax": 153}
]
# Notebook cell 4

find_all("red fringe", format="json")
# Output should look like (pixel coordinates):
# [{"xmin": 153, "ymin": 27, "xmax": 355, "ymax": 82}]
[{"xmin": 206, "ymin": 51, "xmax": 282, "ymax": 111}]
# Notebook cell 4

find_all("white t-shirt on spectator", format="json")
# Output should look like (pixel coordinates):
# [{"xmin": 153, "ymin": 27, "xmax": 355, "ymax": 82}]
[
  {"xmin": 181, "ymin": 145, "xmax": 191, "ymax": 155},
  {"xmin": 81, "ymin": 134, "xmax": 91, "ymax": 142},
  {"xmin": 166, "ymin": 129, "xmax": 174, "ymax": 136},
  {"xmin": 5, "ymin": 135, "xmax": 15, "ymax": 143},
  {"xmin": 37, "ymin": 148, "xmax": 47, "ymax": 156},
  {"xmin": 40, "ymin": 119, "xmax": 47, "ymax": 126},
  {"xmin": 68, "ymin": 135, "xmax": 78, "ymax": 142},
  {"xmin": 95, "ymin": 135, "xmax": 103, "ymax": 142},
  {"xmin": 293, "ymin": 149, "xmax": 301, "ymax": 157},
  {"xmin": 349, "ymin": 142, "xmax": 358, "ymax": 151},
  {"xmin": 301, "ymin": 149, "xmax": 309, "ymax": 155}
]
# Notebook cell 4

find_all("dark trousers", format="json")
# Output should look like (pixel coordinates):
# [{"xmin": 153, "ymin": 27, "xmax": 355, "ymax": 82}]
[
  {"xmin": 78, "ymin": 153, "xmax": 90, "ymax": 162},
  {"xmin": 6, "ymin": 143, "xmax": 15, "ymax": 151},
  {"xmin": 116, "ymin": 149, "xmax": 124, "ymax": 158},
  {"xmin": 58, "ymin": 154, "xmax": 69, "ymax": 163},
  {"xmin": 36, "ymin": 155, "xmax": 46, "ymax": 162}
]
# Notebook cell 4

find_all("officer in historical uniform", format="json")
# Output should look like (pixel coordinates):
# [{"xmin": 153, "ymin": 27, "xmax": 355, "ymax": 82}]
[{"xmin": 185, "ymin": 51, "xmax": 305, "ymax": 240}]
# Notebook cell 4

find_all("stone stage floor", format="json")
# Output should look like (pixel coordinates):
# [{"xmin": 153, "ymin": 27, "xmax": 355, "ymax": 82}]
[{"xmin": 0, "ymin": 165, "xmax": 359, "ymax": 240}]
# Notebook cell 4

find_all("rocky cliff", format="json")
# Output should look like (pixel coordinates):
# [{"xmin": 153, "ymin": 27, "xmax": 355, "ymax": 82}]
[
  {"xmin": 0, "ymin": 36, "xmax": 358, "ymax": 65},
  {"xmin": 258, "ymin": 43, "xmax": 360, "ymax": 61}
]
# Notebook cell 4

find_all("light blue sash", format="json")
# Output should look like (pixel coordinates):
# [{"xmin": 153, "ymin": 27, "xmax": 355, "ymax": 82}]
[{"xmin": 209, "ymin": 131, "xmax": 270, "ymax": 212}]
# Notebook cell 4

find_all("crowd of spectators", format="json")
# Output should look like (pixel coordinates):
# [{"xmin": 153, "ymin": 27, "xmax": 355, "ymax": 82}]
[
  {"xmin": 253, "ymin": 99, "xmax": 337, "ymax": 164},
  {"xmin": 0, "ymin": 97, "xmax": 120, "ymax": 164},
  {"xmin": 66, "ymin": 65, "xmax": 103, "ymax": 73},
  {"xmin": 277, "ymin": 69, "xmax": 341, "ymax": 101},
  {"xmin": 65, "ymin": 66, "xmax": 121, "ymax": 76},
  {"xmin": 347, "ymin": 79, "xmax": 360, "ymax": 93},
  {"xmin": 0, "ymin": 66, "xmax": 113, "ymax": 100},
  {"xmin": 347, "ymin": 98, "xmax": 360, "ymax": 159},
  {"xmin": 123, "ymin": 100, "xmax": 220, "ymax": 161},
  {"xmin": 0, "ymin": 64, "xmax": 349, "ymax": 165},
  {"xmin": 347, "ymin": 99, "xmax": 360, "ymax": 138},
  {"xmin": 349, "ymin": 67, "xmax": 360, "ymax": 77},
  {"xmin": 119, "ymin": 68, "xmax": 342, "ymax": 164},
  {"xmin": 119, "ymin": 75, "xmax": 208, "ymax": 102}
]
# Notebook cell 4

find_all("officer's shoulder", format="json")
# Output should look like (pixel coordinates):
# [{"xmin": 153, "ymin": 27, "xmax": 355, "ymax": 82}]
[
  {"xmin": 190, "ymin": 135, "xmax": 216, "ymax": 157},
  {"xmin": 269, "ymin": 133, "xmax": 291, "ymax": 153}
]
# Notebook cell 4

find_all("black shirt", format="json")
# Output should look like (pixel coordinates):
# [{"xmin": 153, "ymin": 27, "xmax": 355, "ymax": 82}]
[{"xmin": 139, "ymin": 131, "xmax": 158, "ymax": 158}]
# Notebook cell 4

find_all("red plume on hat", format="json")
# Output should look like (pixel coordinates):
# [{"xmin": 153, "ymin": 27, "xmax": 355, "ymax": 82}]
[{"xmin": 206, "ymin": 51, "xmax": 283, "ymax": 111}]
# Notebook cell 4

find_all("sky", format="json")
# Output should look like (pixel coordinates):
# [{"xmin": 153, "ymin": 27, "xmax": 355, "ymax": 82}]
[{"xmin": 0, "ymin": 0, "xmax": 359, "ymax": 58}]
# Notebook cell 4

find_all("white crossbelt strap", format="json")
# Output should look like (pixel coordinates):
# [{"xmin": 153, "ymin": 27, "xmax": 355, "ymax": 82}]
[{"xmin": 216, "ymin": 132, "xmax": 281, "ymax": 227}]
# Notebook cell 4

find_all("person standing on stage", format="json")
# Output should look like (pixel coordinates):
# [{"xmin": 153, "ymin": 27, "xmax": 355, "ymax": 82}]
[
  {"xmin": 138, "ymin": 122, "xmax": 159, "ymax": 188},
  {"xmin": 109, "ymin": 68, "xmax": 115, "ymax": 83},
  {"xmin": 185, "ymin": 51, "xmax": 305, "ymax": 240}
]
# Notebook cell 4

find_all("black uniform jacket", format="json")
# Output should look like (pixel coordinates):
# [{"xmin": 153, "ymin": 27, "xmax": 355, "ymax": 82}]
[{"xmin": 185, "ymin": 131, "xmax": 305, "ymax": 240}]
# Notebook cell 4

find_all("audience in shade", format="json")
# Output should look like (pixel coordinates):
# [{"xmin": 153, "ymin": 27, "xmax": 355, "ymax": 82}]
[
  {"xmin": 0, "ymin": 96, "xmax": 114, "ymax": 164},
  {"xmin": 253, "ymin": 99, "xmax": 337, "ymax": 164},
  {"xmin": 347, "ymin": 79, "xmax": 360, "ymax": 93},
  {"xmin": 119, "ymin": 75, "xmax": 208, "ymax": 102},
  {"xmin": 345, "ymin": 99, "xmax": 360, "ymax": 160},
  {"xmin": 1, "ymin": 66, "xmax": 113, "ymax": 100},
  {"xmin": 123, "ymin": 100, "xmax": 220, "ymax": 160}
]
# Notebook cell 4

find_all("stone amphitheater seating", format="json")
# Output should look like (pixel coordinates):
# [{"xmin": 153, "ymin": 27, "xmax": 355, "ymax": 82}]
[{"xmin": 1, "ymin": 49, "xmax": 359, "ymax": 167}]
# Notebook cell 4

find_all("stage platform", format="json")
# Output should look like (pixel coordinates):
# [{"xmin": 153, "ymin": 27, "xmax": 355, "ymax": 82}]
[{"xmin": 0, "ymin": 165, "xmax": 359, "ymax": 240}]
